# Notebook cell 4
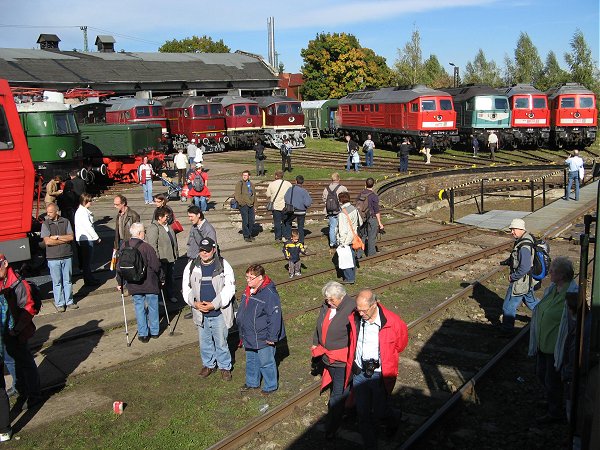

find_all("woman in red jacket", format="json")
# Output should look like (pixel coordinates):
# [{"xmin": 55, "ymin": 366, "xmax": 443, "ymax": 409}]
[{"xmin": 186, "ymin": 163, "xmax": 210, "ymax": 211}]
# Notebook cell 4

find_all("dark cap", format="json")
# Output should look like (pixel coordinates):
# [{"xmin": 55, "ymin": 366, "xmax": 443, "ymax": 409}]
[{"xmin": 198, "ymin": 237, "xmax": 216, "ymax": 252}]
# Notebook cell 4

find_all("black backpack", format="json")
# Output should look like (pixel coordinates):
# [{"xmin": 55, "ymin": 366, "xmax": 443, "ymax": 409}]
[
  {"xmin": 325, "ymin": 185, "xmax": 341, "ymax": 215},
  {"xmin": 519, "ymin": 236, "xmax": 551, "ymax": 281},
  {"xmin": 192, "ymin": 173, "xmax": 205, "ymax": 192},
  {"xmin": 117, "ymin": 240, "xmax": 146, "ymax": 283}
]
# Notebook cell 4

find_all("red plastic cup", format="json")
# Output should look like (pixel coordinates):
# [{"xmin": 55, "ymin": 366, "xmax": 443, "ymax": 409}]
[{"xmin": 113, "ymin": 401, "xmax": 124, "ymax": 414}]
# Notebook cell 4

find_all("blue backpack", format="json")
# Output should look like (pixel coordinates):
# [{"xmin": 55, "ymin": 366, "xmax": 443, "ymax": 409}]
[{"xmin": 520, "ymin": 237, "xmax": 551, "ymax": 281}]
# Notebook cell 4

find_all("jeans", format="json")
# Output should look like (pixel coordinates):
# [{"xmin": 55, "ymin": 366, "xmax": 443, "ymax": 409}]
[
  {"xmin": 188, "ymin": 157, "xmax": 195, "ymax": 165},
  {"xmin": 193, "ymin": 195, "xmax": 208, "ymax": 211},
  {"xmin": 4, "ymin": 335, "xmax": 41, "ymax": 400},
  {"xmin": 239, "ymin": 205, "xmax": 255, "ymax": 239},
  {"xmin": 353, "ymin": 371, "xmax": 392, "ymax": 449},
  {"xmin": 255, "ymin": 159, "xmax": 265, "ymax": 176},
  {"xmin": 359, "ymin": 217, "xmax": 379, "ymax": 257},
  {"xmin": 365, "ymin": 149, "xmax": 374, "ymax": 167},
  {"xmin": 566, "ymin": 171, "xmax": 580, "ymax": 201},
  {"xmin": 78, "ymin": 240, "xmax": 96, "ymax": 284},
  {"xmin": 161, "ymin": 261, "xmax": 175, "ymax": 299},
  {"xmin": 536, "ymin": 351, "xmax": 563, "ymax": 418},
  {"xmin": 199, "ymin": 315, "xmax": 231, "ymax": 370},
  {"xmin": 501, "ymin": 284, "xmax": 538, "ymax": 329},
  {"xmin": 143, "ymin": 179, "xmax": 153, "ymax": 203},
  {"xmin": 325, "ymin": 365, "xmax": 349, "ymax": 434},
  {"xmin": 0, "ymin": 359, "xmax": 9, "ymax": 434},
  {"xmin": 2, "ymin": 344, "xmax": 15, "ymax": 392},
  {"xmin": 272, "ymin": 210, "xmax": 284, "ymax": 240},
  {"xmin": 283, "ymin": 213, "xmax": 306, "ymax": 243},
  {"xmin": 399, "ymin": 155, "xmax": 409, "ymax": 172},
  {"xmin": 489, "ymin": 143, "xmax": 496, "ymax": 161},
  {"xmin": 342, "ymin": 249, "xmax": 356, "ymax": 282},
  {"xmin": 281, "ymin": 155, "xmax": 292, "ymax": 172},
  {"xmin": 327, "ymin": 214, "xmax": 339, "ymax": 247},
  {"xmin": 245, "ymin": 345, "xmax": 277, "ymax": 392},
  {"xmin": 132, "ymin": 293, "xmax": 160, "ymax": 337},
  {"xmin": 47, "ymin": 257, "xmax": 73, "ymax": 307},
  {"xmin": 346, "ymin": 155, "xmax": 352, "ymax": 171}
]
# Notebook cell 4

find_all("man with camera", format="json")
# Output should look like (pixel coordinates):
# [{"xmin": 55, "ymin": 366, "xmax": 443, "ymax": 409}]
[{"xmin": 345, "ymin": 289, "xmax": 408, "ymax": 448}]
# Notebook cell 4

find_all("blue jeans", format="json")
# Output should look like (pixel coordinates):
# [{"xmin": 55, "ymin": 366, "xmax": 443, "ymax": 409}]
[
  {"xmin": 272, "ymin": 210, "xmax": 284, "ymax": 240},
  {"xmin": 239, "ymin": 205, "xmax": 255, "ymax": 239},
  {"xmin": 193, "ymin": 195, "xmax": 208, "ymax": 211},
  {"xmin": 4, "ymin": 335, "xmax": 41, "ymax": 400},
  {"xmin": 78, "ymin": 241, "xmax": 96, "ymax": 284},
  {"xmin": 353, "ymin": 371, "xmax": 392, "ymax": 449},
  {"xmin": 325, "ymin": 365, "xmax": 349, "ymax": 434},
  {"xmin": 2, "ymin": 344, "xmax": 15, "ymax": 392},
  {"xmin": 365, "ymin": 149, "xmax": 374, "ymax": 167},
  {"xmin": 566, "ymin": 170, "xmax": 580, "ymax": 201},
  {"xmin": 47, "ymin": 257, "xmax": 73, "ymax": 307},
  {"xmin": 327, "ymin": 215, "xmax": 339, "ymax": 247},
  {"xmin": 399, "ymin": 155, "xmax": 409, "ymax": 172},
  {"xmin": 132, "ymin": 293, "xmax": 160, "ymax": 337},
  {"xmin": 199, "ymin": 315, "xmax": 231, "ymax": 370},
  {"xmin": 502, "ymin": 283, "xmax": 538, "ymax": 329},
  {"xmin": 188, "ymin": 157, "xmax": 195, "ymax": 165},
  {"xmin": 245, "ymin": 345, "xmax": 277, "ymax": 392},
  {"xmin": 342, "ymin": 249, "xmax": 356, "ymax": 282},
  {"xmin": 143, "ymin": 179, "xmax": 153, "ymax": 203},
  {"xmin": 283, "ymin": 213, "xmax": 306, "ymax": 243}
]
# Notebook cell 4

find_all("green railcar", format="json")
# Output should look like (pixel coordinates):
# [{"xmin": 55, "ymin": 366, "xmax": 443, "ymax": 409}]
[{"xmin": 301, "ymin": 99, "xmax": 338, "ymax": 136}]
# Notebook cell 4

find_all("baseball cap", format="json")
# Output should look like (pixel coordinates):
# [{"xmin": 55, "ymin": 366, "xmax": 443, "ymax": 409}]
[
  {"xmin": 198, "ymin": 237, "xmax": 216, "ymax": 252},
  {"xmin": 509, "ymin": 218, "xmax": 526, "ymax": 230},
  {"xmin": 195, "ymin": 162, "xmax": 203, "ymax": 168}
]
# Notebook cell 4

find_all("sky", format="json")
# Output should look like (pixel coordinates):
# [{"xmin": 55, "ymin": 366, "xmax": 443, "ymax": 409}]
[{"xmin": 0, "ymin": 0, "xmax": 598, "ymax": 78}]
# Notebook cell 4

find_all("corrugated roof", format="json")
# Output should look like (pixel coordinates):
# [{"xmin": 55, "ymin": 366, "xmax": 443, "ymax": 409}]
[
  {"xmin": 546, "ymin": 83, "xmax": 595, "ymax": 100},
  {"xmin": 339, "ymin": 85, "xmax": 452, "ymax": 105},
  {"xmin": 301, "ymin": 99, "xmax": 338, "ymax": 109}
]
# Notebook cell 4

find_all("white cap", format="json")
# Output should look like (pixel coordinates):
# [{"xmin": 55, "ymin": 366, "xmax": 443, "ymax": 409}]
[
  {"xmin": 509, "ymin": 218, "xmax": 526, "ymax": 230},
  {"xmin": 191, "ymin": 139, "xmax": 196, "ymax": 143},
  {"xmin": 195, "ymin": 162, "xmax": 203, "ymax": 168}
]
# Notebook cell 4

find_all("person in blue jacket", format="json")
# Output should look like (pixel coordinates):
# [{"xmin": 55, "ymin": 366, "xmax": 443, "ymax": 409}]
[{"xmin": 237, "ymin": 264, "xmax": 286, "ymax": 395}]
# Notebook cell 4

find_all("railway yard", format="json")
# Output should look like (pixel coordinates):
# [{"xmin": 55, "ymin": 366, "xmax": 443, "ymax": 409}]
[{"xmin": 3, "ymin": 141, "xmax": 599, "ymax": 449}]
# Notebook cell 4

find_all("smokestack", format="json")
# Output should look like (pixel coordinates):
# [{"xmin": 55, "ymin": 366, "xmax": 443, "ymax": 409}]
[{"xmin": 267, "ymin": 17, "xmax": 275, "ymax": 68}]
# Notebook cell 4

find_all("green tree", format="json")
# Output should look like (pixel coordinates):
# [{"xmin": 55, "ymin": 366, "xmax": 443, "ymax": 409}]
[
  {"xmin": 422, "ymin": 55, "xmax": 452, "ymax": 88},
  {"xmin": 564, "ymin": 29, "xmax": 600, "ymax": 92},
  {"xmin": 510, "ymin": 32, "xmax": 543, "ymax": 85},
  {"xmin": 158, "ymin": 35, "xmax": 230, "ymax": 53},
  {"xmin": 300, "ymin": 32, "xmax": 393, "ymax": 100},
  {"xmin": 394, "ymin": 28, "xmax": 423, "ymax": 86},
  {"xmin": 463, "ymin": 49, "xmax": 503, "ymax": 87},
  {"xmin": 537, "ymin": 51, "xmax": 569, "ymax": 91}
]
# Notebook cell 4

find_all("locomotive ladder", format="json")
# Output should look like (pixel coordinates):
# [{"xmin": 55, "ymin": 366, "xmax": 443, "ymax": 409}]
[{"xmin": 308, "ymin": 119, "xmax": 321, "ymax": 139}]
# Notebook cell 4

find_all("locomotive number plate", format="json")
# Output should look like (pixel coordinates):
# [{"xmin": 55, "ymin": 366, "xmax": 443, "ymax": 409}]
[{"xmin": 206, "ymin": 133, "xmax": 216, "ymax": 137}]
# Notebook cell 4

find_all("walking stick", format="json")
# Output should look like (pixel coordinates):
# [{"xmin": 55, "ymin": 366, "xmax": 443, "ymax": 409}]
[
  {"xmin": 121, "ymin": 292, "xmax": 131, "ymax": 347},
  {"xmin": 160, "ymin": 289, "xmax": 174, "ymax": 336}
]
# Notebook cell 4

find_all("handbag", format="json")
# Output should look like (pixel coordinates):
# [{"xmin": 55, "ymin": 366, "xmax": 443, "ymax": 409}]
[
  {"xmin": 283, "ymin": 185, "xmax": 296, "ymax": 214},
  {"xmin": 230, "ymin": 198, "xmax": 239, "ymax": 210},
  {"xmin": 342, "ymin": 207, "xmax": 364, "ymax": 251},
  {"xmin": 171, "ymin": 220, "xmax": 183, "ymax": 234}
]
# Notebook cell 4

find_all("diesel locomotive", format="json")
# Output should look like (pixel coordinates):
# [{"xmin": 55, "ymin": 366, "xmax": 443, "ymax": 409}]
[
  {"xmin": 503, "ymin": 84, "xmax": 550, "ymax": 148},
  {"xmin": 212, "ymin": 95, "xmax": 262, "ymax": 149},
  {"xmin": 251, "ymin": 96, "xmax": 307, "ymax": 148}
]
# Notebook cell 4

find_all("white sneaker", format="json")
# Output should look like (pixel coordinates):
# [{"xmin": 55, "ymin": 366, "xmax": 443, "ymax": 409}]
[{"xmin": 0, "ymin": 430, "xmax": 12, "ymax": 442}]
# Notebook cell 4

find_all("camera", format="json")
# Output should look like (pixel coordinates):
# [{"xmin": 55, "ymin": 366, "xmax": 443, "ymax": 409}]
[
  {"xmin": 378, "ymin": 228, "xmax": 386, "ymax": 235},
  {"xmin": 362, "ymin": 358, "xmax": 380, "ymax": 378}
]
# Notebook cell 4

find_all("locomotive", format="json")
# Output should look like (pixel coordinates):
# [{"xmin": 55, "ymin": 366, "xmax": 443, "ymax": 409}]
[
  {"xmin": 503, "ymin": 84, "xmax": 550, "ymax": 148},
  {"xmin": 105, "ymin": 95, "xmax": 168, "ymax": 139},
  {"xmin": 445, "ymin": 85, "xmax": 512, "ymax": 149},
  {"xmin": 251, "ymin": 96, "xmax": 306, "ymax": 148},
  {"xmin": 0, "ymin": 79, "xmax": 35, "ymax": 262},
  {"xmin": 212, "ymin": 95, "xmax": 262, "ymax": 149},
  {"xmin": 546, "ymin": 82, "xmax": 597, "ymax": 148},
  {"xmin": 336, "ymin": 85, "xmax": 458, "ymax": 150}
]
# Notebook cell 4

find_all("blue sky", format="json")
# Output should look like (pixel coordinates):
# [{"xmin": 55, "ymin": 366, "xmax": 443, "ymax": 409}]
[{"xmin": 0, "ymin": 0, "xmax": 597, "ymax": 77}]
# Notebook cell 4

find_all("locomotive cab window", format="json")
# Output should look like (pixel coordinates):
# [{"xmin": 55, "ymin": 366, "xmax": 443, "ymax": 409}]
[
  {"xmin": 290, "ymin": 103, "xmax": 302, "ymax": 114},
  {"xmin": 533, "ymin": 98, "xmax": 547, "ymax": 109},
  {"xmin": 136, "ymin": 106, "xmax": 150, "ymax": 117},
  {"xmin": 249, "ymin": 105, "xmax": 259, "ymax": 115},
  {"xmin": 276, "ymin": 104, "xmax": 289, "ymax": 115},
  {"xmin": 152, "ymin": 106, "xmax": 163, "ymax": 117},
  {"xmin": 514, "ymin": 98, "xmax": 529, "ymax": 109},
  {"xmin": 234, "ymin": 105, "xmax": 247, "ymax": 116},
  {"xmin": 0, "ymin": 107, "xmax": 13, "ymax": 150},
  {"xmin": 411, "ymin": 103, "xmax": 419, "ymax": 112},
  {"xmin": 494, "ymin": 98, "xmax": 509, "ymax": 110},
  {"xmin": 193, "ymin": 105, "xmax": 209, "ymax": 116},
  {"xmin": 421, "ymin": 100, "xmax": 436, "ymax": 111},
  {"xmin": 560, "ymin": 97, "xmax": 575, "ymax": 108},
  {"xmin": 439, "ymin": 99, "xmax": 453, "ymax": 111},
  {"xmin": 580, "ymin": 97, "xmax": 594, "ymax": 108},
  {"xmin": 210, "ymin": 104, "xmax": 222, "ymax": 115},
  {"xmin": 55, "ymin": 113, "xmax": 79, "ymax": 135},
  {"xmin": 183, "ymin": 110, "xmax": 189, "ymax": 118}
]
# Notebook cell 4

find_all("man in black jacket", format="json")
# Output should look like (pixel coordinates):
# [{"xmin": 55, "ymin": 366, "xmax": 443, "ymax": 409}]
[{"xmin": 345, "ymin": 135, "xmax": 359, "ymax": 172}]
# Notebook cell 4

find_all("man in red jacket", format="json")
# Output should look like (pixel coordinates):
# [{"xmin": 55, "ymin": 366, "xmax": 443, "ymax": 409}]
[{"xmin": 345, "ymin": 289, "xmax": 408, "ymax": 448}]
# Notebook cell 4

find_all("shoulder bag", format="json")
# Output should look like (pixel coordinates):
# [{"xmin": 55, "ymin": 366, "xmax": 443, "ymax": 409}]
[
  {"xmin": 283, "ymin": 186, "xmax": 296, "ymax": 214},
  {"xmin": 342, "ymin": 208, "xmax": 364, "ymax": 251}
]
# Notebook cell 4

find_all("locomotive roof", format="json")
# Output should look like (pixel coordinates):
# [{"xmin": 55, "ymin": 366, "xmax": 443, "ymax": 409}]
[
  {"xmin": 502, "ymin": 84, "xmax": 545, "ymax": 97},
  {"xmin": 546, "ymin": 82, "xmax": 595, "ymax": 99},
  {"xmin": 0, "ymin": 48, "xmax": 278, "ymax": 95},
  {"xmin": 338, "ymin": 85, "xmax": 451, "ymax": 105},
  {"xmin": 105, "ymin": 97, "xmax": 163, "ymax": 111},
  {"xmin": 15, "ymin": 101, "xmax": 72, "ymax": 112},
  {"xmin": 161, "ymin": 96, "xmax": 212, "ymax": 109},
  {"xmin": 212, "ymin": 95, "xmax": 258, "ymax": 107},
  {"xmin": 444, "ymin": 85, "xmax": 506, "ymax": 102},
  {"xmin": 251, "ymin": 96, "xmax": 301, "ymax": 108}
]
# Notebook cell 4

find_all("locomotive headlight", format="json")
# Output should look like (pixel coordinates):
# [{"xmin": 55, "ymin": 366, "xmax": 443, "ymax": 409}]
[{"xmin": 57, "ymin": 149, "xmax": 67, "ymax": 159}]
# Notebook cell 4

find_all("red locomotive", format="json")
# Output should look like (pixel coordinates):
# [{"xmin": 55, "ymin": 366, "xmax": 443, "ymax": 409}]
[
  {"xmin": 336, "ymin": 85, "xmax": 457, "ymax": 150},
  {"xmin": 252, "ymin": 96, "xmax": 306, "ymax": 148},
  {"xmin": 504, "ymin": 84, "xmax": 550, "ymax": 148},
  {"xmin": 547, "ymin": 83, "xmax": 597, "ymax": 148},
  {"xmin": 0, "ymin": 78, "xmax": 35, "ymax": 262},
  {"xmin": 162, "ymin": 96, "xmax": 228, "ymax": 152},
  {"xmin": 212, "ymin": 95, "xmax": 262, "ymax": 148},
  {"xmin": 105, "ymin": 96, "xmax": 168, "ymax": 138}
]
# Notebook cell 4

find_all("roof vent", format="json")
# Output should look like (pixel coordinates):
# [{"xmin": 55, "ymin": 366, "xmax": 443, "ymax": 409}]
[
  {"xmin": 37, "ymin": 34, "xmax": 60, "ymax": 50},
  {"xmin": 95, "ymin": 35, "xmax": 116, "ymax": 53}
]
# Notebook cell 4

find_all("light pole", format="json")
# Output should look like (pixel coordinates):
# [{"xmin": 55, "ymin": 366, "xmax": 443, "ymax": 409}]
[{"xmin": 449, "ymin": 62, "xmax": 459, "ymax": 88}]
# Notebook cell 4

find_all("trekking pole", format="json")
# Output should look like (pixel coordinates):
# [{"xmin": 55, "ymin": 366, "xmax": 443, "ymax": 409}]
[
  {"xmin": 160, "ymin": 289, "xmax": 174, "ymax": 336},
  {"xmin": 120, "ymin": 292, "xmax": 131, "ymax": 347}
]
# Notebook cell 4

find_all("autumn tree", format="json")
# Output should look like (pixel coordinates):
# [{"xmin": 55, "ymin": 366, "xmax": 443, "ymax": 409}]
[
  {"xmin": 463, "ymin": 49, "xmax": 503, "ymax": 87},
  {"xmin": 564, "ymin": 29, "xmax": 600, "ymax": 92},
  {"xmin": 536, "ymin": 51, "xmax": 569, "ymax": 91},
  {"xmin": 158, "ymin": 35, "xmax": 230, "ymax": 53},
  {"xmin": 394, "ymin": 29, "xmax": 423, "ymax": 86},
  {"xmin": 300, "ymin": 33, "xmax": 393, "ymax": 100},
  {"xmin": 422, "ymin": 55, "xmax": 452, "ymax": 88}
]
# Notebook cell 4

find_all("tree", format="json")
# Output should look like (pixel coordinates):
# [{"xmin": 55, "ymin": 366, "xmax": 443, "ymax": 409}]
[
  {"xmin": 300, "ymin": 33, "xmax": 394, "ymax": 100},
  {"xmin": 463, "ymin": 49, "xmax": 503, "ymax": 87},
  {"xmin": 537, "ymin": 51, "xmax": 569, "ymax": 91},
  {"xmin": 422, "ymin": 55, "xmax": 452, "ymax": 88},
  {"xmin": 158, "ymin": 35, "xmax": 230, "ymax": 53},
  {"xmin": 510, "ymin": 32, "xmax": 543, "ymax": 85},
  {"xmin": 564, "ymin": 29, "xmax": 600, "ymax": 92},
  {"xmin": 394, "ymin": 28, "xmax": 423, "ymax": 86}
]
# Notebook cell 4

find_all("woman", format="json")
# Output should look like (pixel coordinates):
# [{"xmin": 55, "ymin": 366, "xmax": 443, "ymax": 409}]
[
  {"xmin": 153, "ymin": 193, "xmax": 175, "ymax": 225},
  {"xmin": 311, "ymin": 281, "xmax": 355, "ymax": 439},
  {"xmin": 138, "ymin": 156, "xmax": 155, "ymax": 205},
  {"xmin": 528, "ymin": 256, "xmax": 577, "ymax": 424},
  {"xmin": 237, "ymin": 264, "xmax": 286, "ymax": 394},
  {"xmin": 44, "ymin": 175, "xmax": 63, "ymax": 206},
  {"xmin": 187, "ymin": 163, "xmax": 210, "ymax": 211},
  {"xmin": 336, "ymin": 191, "xmax": 361, "ymax": 284},
  {"xmin": 74, "ymin": 193, "xmax": 101, "ymax": 286}
]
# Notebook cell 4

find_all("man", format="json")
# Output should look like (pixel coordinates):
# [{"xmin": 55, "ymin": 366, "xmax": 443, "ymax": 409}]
[
  {"xmin": 471, "ymin": 134, "xmax": 479, "ymax": 157},
  {"xmin": 487, "ymin": 130, "xmax": 498, "ymax": 161},
  {"xmin": 233, "ymin": 170, "xmax": 256, "ymax": 242},
  {"xmin": 146, "ymin": 206, "xmax": 179, "ymax": 303},
  {"xmin": 40, "ymin": 203, "xmax": 76, "ymax": 312},
  {"xmin": 60, "ymin": 169, "xmax": 86, "ymax": 224},
  {"xmin": 265, "ymin": 171, "xmax": 292, "ymax": 242},
  {"xmin": 422, "ymin": 132, "xmax": 433, "ymax": 164},
  {"xmin": 362, "ymin": 134, "xmax": 375, "ymax": 167},
  {"xmin": 565, "ymin": 149, "xmax": 584, "ymax": 201},
  {"xmin": 187, "ymin": 163, "xmax": 210, "ymax": 211},
  {"xmin": 345, "ymin": 135, "xmax": 359, "ymax": 172},
  {"xmin": 322, "ymin": 173, "xmax": 348, "ymax": 249},
  {"xmin": 345, "ymin": 289, "xmax": 408, "ymax": 448},
  {"xmin": 397, "ymin": 138, "xmax": 412, "ymax": 173},
  {"xmin": 187, "ymin": 138, "xmax": 198, "ymax": 165},
  {"xmin": 283, "ymin": 175, "xmax": 313, "ymax": 243},
  {"xmin": 500, "ymin": 218, "xmax": 539, "ymax": 331},
  {"xmin": 173, "ymin": 148, "xmax": 188, "ymax": 186},
  {"xmin": 113, "ymin": 195, "xmax": 140, "ymax": 251},
  {"xmin": 280, "ymin": 139, "xmax": 292, "ymax": 172},
  {"xmin": 116, "ymin": 223, "xmax": 161, "ymax": 342},
  {"xmin": 187, "ymin": 205, "xmax": 218, "ymax": 259},
  {"xmin": 357, "ymin": 177, "xmax": 384, "ymax": 257},
  {"xmin": 0, "ymin": 254, "xmax": 42, "ymax": 410},
  {"xmin": 182, "ymin": 237, "xmax": 235, "ymax": 381}
]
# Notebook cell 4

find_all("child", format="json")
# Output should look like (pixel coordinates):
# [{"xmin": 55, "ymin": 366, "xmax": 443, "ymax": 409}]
[
  {"xmin": 351, "ymin": 148, "xmax": 360, "ymax": 171},
  {"xmin": 282, "ymin": 230, "xmax": 306, "ymax": 278}
]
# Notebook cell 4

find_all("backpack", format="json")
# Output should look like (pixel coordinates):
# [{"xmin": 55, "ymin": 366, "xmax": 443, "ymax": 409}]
[
  {"xmin": 355, "ymin": 192, "xmax": 373, "ymax": 222},
  {"xmin": 192, "ymin": 173, "xmax": 205, "ymax": 192},
  {"xmin": 117, "ymin": 240, "xmax": 146, "ymax": 283},
  {"xmin": 519, "ymin": 236, "xmax": 551, "ymax": 281},
  {"xmin": 325, "ymin": 185, "xmax": 341, "ymax": 215},
  {"xmin": 14, "ymin": 276, "xmax": 42, "ymax": 316}
]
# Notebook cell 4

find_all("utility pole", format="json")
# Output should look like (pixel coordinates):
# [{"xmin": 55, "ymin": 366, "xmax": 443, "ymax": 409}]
[{"xmin": 80, "ymin": 26, "xmax": 88, "ymax": 52}]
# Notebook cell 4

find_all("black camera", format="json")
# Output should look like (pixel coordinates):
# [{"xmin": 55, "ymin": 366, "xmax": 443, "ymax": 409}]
[
  {"xmin": 378, "ymin": 228, "xmax": 386, "ymax": 235},
  {"xmin": 362, "ymin": 358, "xmax": 380, "ymax": 378}
]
